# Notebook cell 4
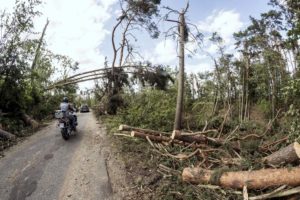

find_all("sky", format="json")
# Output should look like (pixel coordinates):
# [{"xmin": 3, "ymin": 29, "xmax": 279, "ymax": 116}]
[{"xmin": 0, "ymin": 0, "xmax": 271, "ymax": 90}]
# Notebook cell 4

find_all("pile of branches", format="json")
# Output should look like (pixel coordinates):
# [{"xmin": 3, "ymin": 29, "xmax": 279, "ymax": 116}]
[{"xmin": 117, "ymin": 123, "xmax": 300, "ymax": 199}]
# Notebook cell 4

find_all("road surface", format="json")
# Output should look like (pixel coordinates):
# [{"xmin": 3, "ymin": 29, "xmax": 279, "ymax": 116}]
[{"xmin": 0, "ymin": 112, "xmax": 113, "ymax": 200}]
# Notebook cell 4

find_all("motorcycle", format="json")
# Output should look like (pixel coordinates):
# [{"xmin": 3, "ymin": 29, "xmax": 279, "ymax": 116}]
[{"xmin": 55, "ymin": 110, "xmax": 77, "ymax": 140}]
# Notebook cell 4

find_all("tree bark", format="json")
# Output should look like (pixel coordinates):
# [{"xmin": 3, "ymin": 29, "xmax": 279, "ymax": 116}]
[
  {"xmin": 262, "ymin": 142, "xmax": 300, "ymax": 165},
  {"xmin": 0, "ymin": 128, "xmax": 16, "ymax": 140},
  {"xmin": 182, "ymin": 167, "xmax": 300, "ymax": 189},
  {"xmin": 174, "ymin": 11, "xmax": 185, "ymax": 131}
]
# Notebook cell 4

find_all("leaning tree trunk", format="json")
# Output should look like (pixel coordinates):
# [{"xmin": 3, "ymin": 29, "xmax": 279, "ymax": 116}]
[
  {"xmin": 174, "ymin": 11, "xmax": 185, "ymax": 131},
  {"xmin": 182, "ymin": 167, "xmax": 300, "ymax": 189},
  {"xmin": 31, "ymin": 19, "xmax": 49, "ymax": 85}
]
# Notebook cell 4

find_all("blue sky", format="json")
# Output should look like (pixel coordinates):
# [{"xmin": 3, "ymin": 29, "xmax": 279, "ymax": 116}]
[{"xmin": 1, "ymin": 0, "xmax": 272, "ymax": 89}]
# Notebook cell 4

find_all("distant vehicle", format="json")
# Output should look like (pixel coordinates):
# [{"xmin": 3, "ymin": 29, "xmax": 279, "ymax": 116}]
[{"xmin": 80, "ymin": 105, "xmax": 89, "ymax": 113}]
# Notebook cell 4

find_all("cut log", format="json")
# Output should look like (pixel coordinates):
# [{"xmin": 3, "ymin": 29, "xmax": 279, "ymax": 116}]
[
  {"xmin": 0, "ymin": 128, "xmax": 16, "ymax": 140},
  {"xmin": 262, "ymin": 142, "xmax": 300, "ymax": 165},
  {"xmin": 22, "ymin": 114, "xmax": 39, "ymax": 129},
  {"xmin": 182, "ymin": 167, "xmax": 300, "ymax": 189},
  {"xmin": 119, "ymin": 125, "xmax": 170, "ymax": 136}
]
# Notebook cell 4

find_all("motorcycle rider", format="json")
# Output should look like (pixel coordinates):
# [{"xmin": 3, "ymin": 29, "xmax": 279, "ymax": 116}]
[{"xmin": 60, "ymin": 97, "xmax": 77, "ymax": 129}]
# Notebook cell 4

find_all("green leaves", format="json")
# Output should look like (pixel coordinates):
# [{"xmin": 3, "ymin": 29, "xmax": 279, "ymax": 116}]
[{"xmin": 119, "ymin": 89, "xmax": 176, "ymax": 132}]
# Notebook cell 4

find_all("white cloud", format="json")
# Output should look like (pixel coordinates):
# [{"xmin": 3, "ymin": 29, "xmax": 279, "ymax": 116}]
[
  {"xmin": 0, "ymin": 0, "xmax": 15, "ymax": 12},
  {"xmin": 187, "ymin": 9, "xmax": 244, "ymax": 72},
  {"xmin": 186, "ymin": 62, "xmax": 213, "ymax": 74},
  {"xmin": 197, "ymin": 9, "xmax": 243, "ymax": 60},
  {"xmin": 144, "ymin": 39, "xmax": 178, "ymax": 65},
  {"xmin": 199, "ymin": 10, "xmax": 243, "ymax": 44},
  {"xmin": 33, "ymin": 0, "xmax": 117, "ymax": 74},
  {"xmin": 1, "ymin": 0, "xmax": 117, "ymax": 86}
]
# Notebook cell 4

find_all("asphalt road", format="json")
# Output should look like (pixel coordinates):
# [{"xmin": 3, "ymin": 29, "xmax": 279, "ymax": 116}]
[{"xmin": 0, "ymin": 112, "xmax": 112, "ymax": 200}]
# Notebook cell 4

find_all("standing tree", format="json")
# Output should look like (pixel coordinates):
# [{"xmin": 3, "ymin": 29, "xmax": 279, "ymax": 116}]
[
  {"xmin": 108, "ymin": 0, "xmax": 161, "ymax": 114},
  {"xmin": 164, "ymin": 2, "xmax": 202, "ymax": 130}
]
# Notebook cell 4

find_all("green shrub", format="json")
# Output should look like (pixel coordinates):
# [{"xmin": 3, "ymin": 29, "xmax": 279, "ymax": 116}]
[
  {"xmin": 119, "ymin": 89, "xmax": 176, "ymax": 132},
  {"xmin": 257, "ymin": 99, "xmax": 271, "ymax": 118}
]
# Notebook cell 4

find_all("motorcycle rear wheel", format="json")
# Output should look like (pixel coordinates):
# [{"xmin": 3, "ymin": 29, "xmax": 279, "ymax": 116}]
[{"xmin": 61, "ymin": 128, "xmax": 69, "ymax": 140}]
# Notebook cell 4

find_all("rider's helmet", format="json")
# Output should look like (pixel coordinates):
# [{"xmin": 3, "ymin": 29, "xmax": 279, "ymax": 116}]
[{"xmin": 63, "ymin": 97, "xmax": 69, "ymax": 103}]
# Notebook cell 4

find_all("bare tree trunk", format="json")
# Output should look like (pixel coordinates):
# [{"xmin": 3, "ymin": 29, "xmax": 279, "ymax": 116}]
[
  {"xmin": 212, "ymin": 59, "xmax": 220, "ymax": 116},
  {"xmin": 111, "ymin": 17, "xmax": 124, "ymax": 92},
  {"xmin": 119, "ymin": 18, "xmax": 133, "ymax": 67},
  {"xmin": 244, "ymin": 56, "xmax": 249, "ymax": 120},
  {"xmin": 174, "ymin": 11, "xmax": 185, "ymax": 131},
  {"xmin": 240, "ymin": 61, "xmax": 245, "ymax": 122},
  {"xmin": 111, "ymin": 19, "xmax": 123, "ymax": 69}
]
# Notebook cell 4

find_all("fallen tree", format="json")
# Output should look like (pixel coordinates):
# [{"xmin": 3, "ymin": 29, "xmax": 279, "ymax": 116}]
[
  {"xmin": 22, "ymin": 114, "xmax": 39, "ymax": 130},
  {"xmin": 182, "ymin": 167, "xmax": 300, "ymax": 189},
  {"xmin": 262, "ymin": 142, "xmax": 300, "ymax": 165},
  {"xmin": 0, "ymin": 128, "xmax": 16, "ymax": 141}
]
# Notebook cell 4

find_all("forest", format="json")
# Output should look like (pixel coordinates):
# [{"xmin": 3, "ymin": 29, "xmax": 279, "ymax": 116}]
[{"xmin": 1, "ymin": 0, "xmax": 300, "ymax": 199}]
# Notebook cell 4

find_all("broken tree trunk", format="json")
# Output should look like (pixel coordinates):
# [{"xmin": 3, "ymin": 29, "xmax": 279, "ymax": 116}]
[
  {"xmin": 182, "ymin": 167, "xmax": 300, "ymax": 189},
  {"xmin": 0, "ymin": 128, "xmax": 16, "ymax": 141},
  {"xmin": 119, "ymin": 125, "xmax": 170, "ymax": 136},
  {"xmin": 262, "ymin": 142, "xmax": 300, "ymax": 165}
]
